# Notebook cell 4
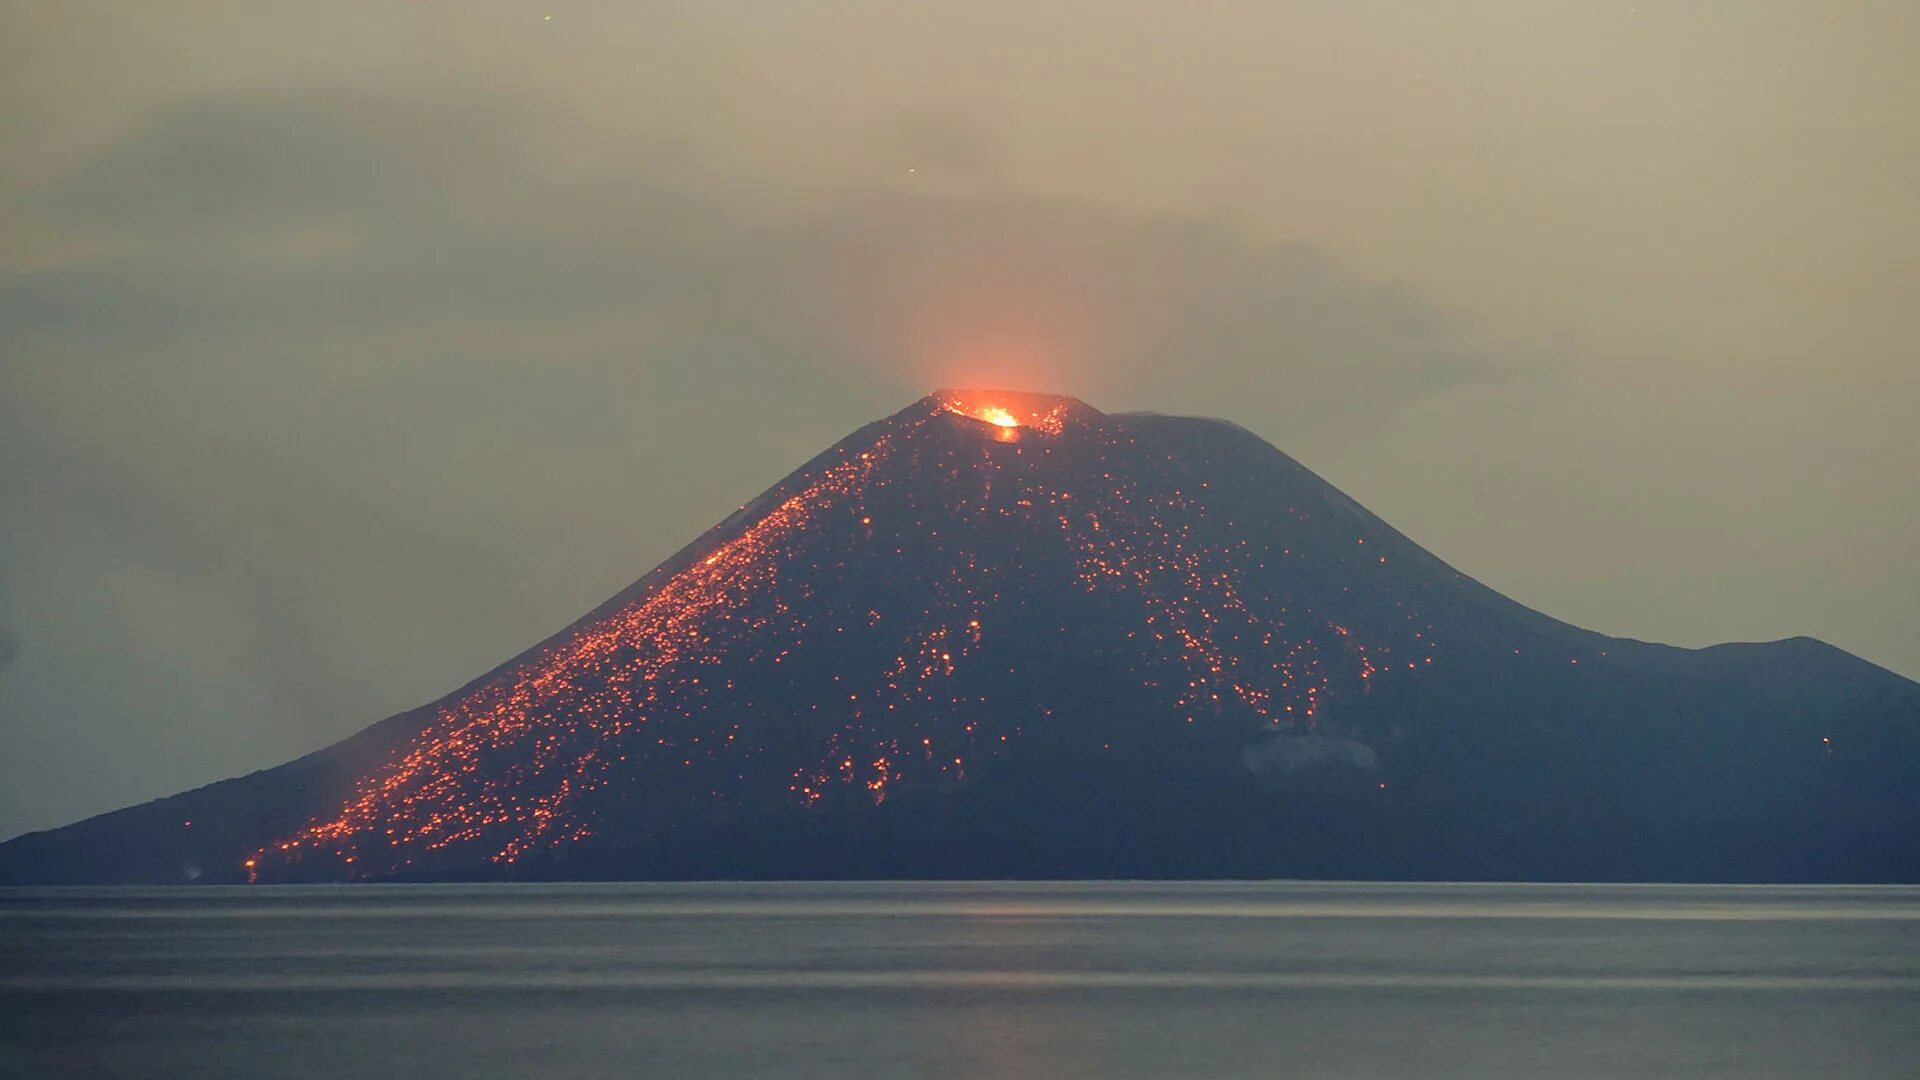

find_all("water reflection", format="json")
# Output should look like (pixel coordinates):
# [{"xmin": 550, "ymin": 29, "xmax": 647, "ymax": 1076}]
[{"xmin": 4, "ymin": 882, "xmax": 1918, "ymax": 1078}]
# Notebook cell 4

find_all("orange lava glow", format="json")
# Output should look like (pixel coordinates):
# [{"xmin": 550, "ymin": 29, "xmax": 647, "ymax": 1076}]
[
  {"xmin": 936, "ymin": 390, "xmax": 1072, "ymax": 437},
  {"xmin": 248, "ymin": 391, "xmax": 1438, "ymax": 882},
  {"xmin": 252, "ymin": 442, "xmax": 896, "ymax": 879}
]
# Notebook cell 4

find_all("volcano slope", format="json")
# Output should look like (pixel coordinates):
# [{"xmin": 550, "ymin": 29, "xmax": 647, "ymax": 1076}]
[{"xmin": 4, "ymin": 391, "xmax": 1916, "ymax": 884}]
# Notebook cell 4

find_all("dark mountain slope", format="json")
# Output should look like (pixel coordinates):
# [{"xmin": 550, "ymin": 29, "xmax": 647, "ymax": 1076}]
[{"xmin": 3, "ymin": 391, "xmax": 1915, "ymax": 884}]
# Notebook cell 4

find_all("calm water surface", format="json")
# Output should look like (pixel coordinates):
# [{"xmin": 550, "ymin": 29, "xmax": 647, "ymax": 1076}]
[{"xmin": 3, "ymin": 881, "xmax": 1916, "ymax": 1078}]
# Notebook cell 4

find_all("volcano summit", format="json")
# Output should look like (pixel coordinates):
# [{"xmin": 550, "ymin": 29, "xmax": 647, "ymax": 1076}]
[{"xmin": 4, "ymin": 392, "xmax": 1916, "ymax": 884}]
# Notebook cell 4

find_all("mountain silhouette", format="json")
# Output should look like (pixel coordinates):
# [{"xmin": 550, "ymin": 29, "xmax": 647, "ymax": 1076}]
[{"xmin": 4, "ymin": 391, "xmax": 1916, "ymax": 884}]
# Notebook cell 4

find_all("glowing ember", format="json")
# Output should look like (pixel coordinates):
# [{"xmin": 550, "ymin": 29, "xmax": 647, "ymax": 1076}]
[
  {"xmin": 935, "ymin": 390, "xmax": 1073, "ymax": 437},
  {"xmin": 248, "ymin": 390, "xmax": 1438, "ymax": 882}
]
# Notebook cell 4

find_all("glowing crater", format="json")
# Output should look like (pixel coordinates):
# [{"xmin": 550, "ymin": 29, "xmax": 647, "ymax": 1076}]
[{"xmin": 935, "ymin": 390, "xmax": 1084, "ymax": 439}]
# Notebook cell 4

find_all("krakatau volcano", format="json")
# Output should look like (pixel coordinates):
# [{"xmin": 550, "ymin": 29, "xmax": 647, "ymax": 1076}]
[{"xmin": 4, "ymin": 391, "xmax": 1916, "ymax": 884}]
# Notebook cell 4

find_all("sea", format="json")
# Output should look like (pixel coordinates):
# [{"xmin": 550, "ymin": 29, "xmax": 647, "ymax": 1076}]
[{"xmin": 3, "ymin": 881, "xmax": 1916, "ymax": 1078}]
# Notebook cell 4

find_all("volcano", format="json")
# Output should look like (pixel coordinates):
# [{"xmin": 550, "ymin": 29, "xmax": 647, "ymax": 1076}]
[{"xmin": 4, "ymin": 391, "xmax": 1917, "ymax": 884}]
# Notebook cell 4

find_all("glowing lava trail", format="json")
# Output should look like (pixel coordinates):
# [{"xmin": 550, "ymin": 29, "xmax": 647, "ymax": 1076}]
[
  {"xmin": 255, "ymin": 442, "xmax": 894, "ymax": 878},
  {"xmin": 252, "ymin": 392, "xmax": 1434, "ymax": 881}
]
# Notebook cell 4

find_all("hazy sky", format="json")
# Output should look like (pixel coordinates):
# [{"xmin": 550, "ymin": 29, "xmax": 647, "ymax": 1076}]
[{"xmin": 2, "ymin": 1, "xmax": 1915, "ymax": 839}]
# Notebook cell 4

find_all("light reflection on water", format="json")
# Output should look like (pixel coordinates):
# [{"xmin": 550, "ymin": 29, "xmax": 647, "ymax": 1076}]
[{"xmin": 4, "ymin": 881, "xmax": 1918, "ymax": 1078}]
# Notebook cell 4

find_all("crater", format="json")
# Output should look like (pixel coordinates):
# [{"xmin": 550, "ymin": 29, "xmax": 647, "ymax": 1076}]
[{"xmin": 931, "ymin": 389, "xmax": 1094, "ymax": 439}]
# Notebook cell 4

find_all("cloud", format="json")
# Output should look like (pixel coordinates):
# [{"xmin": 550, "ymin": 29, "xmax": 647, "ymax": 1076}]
[
  {"xmin": 10, "ymin": 91, "xmax": 1487, "ymax": 419},
  {"xmin": 756, "ymin": 196, "xmax": 1486, "ymax": 427},
  {"xmin": 38, "ymin": 92, "xmax": 523, "ymax": 239},
  {"xmin": 888, "ymin": 109, "xmax": 1002, "ymax": 179}
]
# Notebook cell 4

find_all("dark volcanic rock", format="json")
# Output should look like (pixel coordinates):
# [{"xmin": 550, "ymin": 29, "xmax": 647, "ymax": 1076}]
[{"xmin": 4, "ymin": 391, "xmax": 1916, "ymax": 884}]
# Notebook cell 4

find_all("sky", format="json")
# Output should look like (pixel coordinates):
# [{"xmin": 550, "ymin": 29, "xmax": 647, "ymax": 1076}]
[{"xmin": 1, "ymin": 1, "xmax": 1915, "ymax": 840}]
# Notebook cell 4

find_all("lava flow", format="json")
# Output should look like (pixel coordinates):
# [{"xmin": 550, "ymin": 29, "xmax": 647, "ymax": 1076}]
[{"xmin": 249, "ymin": 391, "xmax": 1437, "ymax": 881}]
